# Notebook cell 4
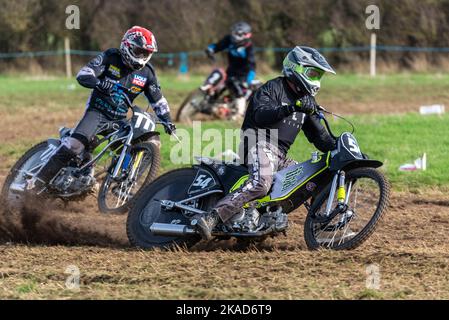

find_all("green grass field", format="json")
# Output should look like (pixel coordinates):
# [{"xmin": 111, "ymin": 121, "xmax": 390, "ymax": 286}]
[
  {"xmin": 157, "ymin": 113, "xmax": 449, "ymax": 191},
  {"xmin": 0, "ymin": 73, "xmax": 448, "ymax": 191}
]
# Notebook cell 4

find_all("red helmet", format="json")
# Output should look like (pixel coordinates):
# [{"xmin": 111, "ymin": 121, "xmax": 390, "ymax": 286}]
[{"xmin": 120, "ymin": 26, "xmax": 158, "ymax": 70}]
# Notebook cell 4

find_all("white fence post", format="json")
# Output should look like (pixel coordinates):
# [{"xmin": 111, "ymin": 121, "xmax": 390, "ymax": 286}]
[
  {"xmin": 64, "ymin": 37, "xmax": 72, "ymax": 78},
  {"xmin": 370, "ymin": 33, "xmax": 377, "ymax": 77}
]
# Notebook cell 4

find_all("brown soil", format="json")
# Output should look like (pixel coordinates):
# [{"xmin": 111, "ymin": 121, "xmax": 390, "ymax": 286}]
[{"xmin": 0, "ymin": 191, "xmax": 448, "ymax": 299}]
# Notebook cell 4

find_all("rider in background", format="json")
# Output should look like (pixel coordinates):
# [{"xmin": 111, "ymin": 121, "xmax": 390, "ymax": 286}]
[
  {"xmin": 204, "ymin": 21, "xmax": 256, "ymax": 118},
  {"xmin": 30, "ymin": 26, "xmax": 176, "ymax": 190}
]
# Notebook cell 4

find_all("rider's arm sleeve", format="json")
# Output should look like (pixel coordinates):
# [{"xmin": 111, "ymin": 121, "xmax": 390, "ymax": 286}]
[
  {"xmin": 144, "ymin": 73, "xmax": 172, "ymax": 122},
  {"xmin": 252, "ymin": 83, "xmax": 294, "ymax": 126},
  {"xmin": 302, "ymin": 114, "xmax": 337, "ymax": 152},
  {"xmin": 246, "ymin": 46, "xmax": 256, "ymax": 83},
  {"xmin": 76, "ymin": 52, "xmax": 107, "ymax": 89},
  {"xmin": 246, "ymin": 70, "xmax": 256, "ymax": 84},
  {"xmin": 209, "ymin": 35, "xmax": 231, "ymax": 53}
]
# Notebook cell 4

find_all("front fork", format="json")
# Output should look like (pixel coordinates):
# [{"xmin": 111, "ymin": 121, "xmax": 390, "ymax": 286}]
[
  {"xmin": 111, "ymin": 130, "xmax": 134, "ymax": 180},
  {"xmin": 324, "ymin": 170, "xmax": 352, "ymax": 217}
]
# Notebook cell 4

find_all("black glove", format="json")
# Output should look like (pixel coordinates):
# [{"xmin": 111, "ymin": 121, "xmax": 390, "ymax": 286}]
[
  {"xmin": 96, "ymin": 79, "xmax": 116, "ymax": 94},
  {"xmin": 295, "ymin": 95, "xmax": 318, "ymax": 115},
  {"xmin": 205, "ymin": 48, "xmax": 215, "ymax": 61},
  {"xmin": 164, "ymin": 122, "xmax": 177, "ymax": 135}
]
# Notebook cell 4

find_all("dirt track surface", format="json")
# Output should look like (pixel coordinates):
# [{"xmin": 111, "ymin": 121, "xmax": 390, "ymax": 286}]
[{"xmin": 0, "ymin": 191, "xmax": 448, "ymax": 299}]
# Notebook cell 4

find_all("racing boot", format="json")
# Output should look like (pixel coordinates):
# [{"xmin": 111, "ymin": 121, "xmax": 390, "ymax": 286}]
[
  {"xmin": 28, "ymin": 145, "xmax": 76, "ymax": 191},
  {"xmin": 192, "ymin": 209, "xmax": 221, "ymax": 240}
]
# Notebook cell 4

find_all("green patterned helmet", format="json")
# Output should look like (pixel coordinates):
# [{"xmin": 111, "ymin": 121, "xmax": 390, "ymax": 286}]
[{"xmin": 282, "ymin": 46, "xmax": 336, "ymax": 96}]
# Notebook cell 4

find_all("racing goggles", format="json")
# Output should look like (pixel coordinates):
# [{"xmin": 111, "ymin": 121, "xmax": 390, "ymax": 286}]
[
  {"xmin": 130, "ymin": 45, "xmax": 154, "ymax": 59},
  {"xmin": 302, "ymin": 66, "xmax": 325, "ymax": 81},
  {"xmin": 232, "ymin": 31, "xmax": 252, "ymax": 42}
]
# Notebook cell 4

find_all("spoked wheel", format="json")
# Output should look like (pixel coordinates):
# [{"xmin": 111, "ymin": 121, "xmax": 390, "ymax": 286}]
[
  {"xmin": 127, "ymin": 168, "xmax": 218, "ymax": 249},
  {"xmin": 97, "ymin": 142, "xmax": 160, "ymax": 214},
  {"xmin": 304, "ymin": 168, "xmax": 390, "ymax": 250},
  {"xmin": 1, "ymin": 141, "xmax": 54, "ymax": 212},
  {"xmin": 176, "ymin": 89, "xmax": 213, "ymax": 124}
]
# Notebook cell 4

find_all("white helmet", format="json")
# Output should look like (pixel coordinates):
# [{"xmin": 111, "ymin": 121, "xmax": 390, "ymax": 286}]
[{"xmin": 282, "ymin": 46, "xmax": 336, "ymax": 96}]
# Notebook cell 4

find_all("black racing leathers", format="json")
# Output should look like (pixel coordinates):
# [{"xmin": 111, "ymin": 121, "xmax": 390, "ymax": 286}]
[
  {"xmin": 241, "ymin": 76, "xmax": 336, "ymax": 158},
  {"xmin": 76, "ymin": 48, "xmax": 171, "ymax": 122},
  {"xmin": 214, "ymin": 76, "xmax": 336, "ymax": 221}
]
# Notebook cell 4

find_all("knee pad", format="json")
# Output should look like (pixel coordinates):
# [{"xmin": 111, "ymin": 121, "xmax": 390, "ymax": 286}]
[{"xmin": 62, "ymin": 137, "xmax": 85, "ymax": 155}]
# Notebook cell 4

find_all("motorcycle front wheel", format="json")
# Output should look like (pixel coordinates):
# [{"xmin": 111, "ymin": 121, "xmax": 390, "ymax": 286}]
[
  {"xmin": 97, "ymin": 142, "xmax": 160, "ymax": 214},
  {"xmin": 304, "ymin": 168, "xmax": 390, "ymax": 250}
]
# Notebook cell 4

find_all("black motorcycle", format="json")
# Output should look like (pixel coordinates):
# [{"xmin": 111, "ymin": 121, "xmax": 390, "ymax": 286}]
[
  {"xmin": 127, "ymin": 107, "xmax": 390, "ymax": 250},
  {"xmin": 2, "ymin": 85, "xmax": 171, "ymax": 214}
]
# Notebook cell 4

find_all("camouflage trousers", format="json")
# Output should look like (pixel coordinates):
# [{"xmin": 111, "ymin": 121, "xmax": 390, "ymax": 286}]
[{"xmin": 214, "ymin": 141, "xmax": 296, "ymax": 222}]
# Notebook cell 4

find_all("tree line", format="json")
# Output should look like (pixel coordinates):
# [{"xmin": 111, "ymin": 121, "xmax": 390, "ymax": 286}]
[{"xmin": 1, "ymin": 0, "xmax": 448, "ymax": 72}]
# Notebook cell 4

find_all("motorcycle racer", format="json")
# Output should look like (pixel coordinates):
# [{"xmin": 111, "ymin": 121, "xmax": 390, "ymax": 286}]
[
  {"xmin": 193, "ymin": 46, "xmax": 338, "ymax": 240},
  {"xmin": 30, "ymin": 26, "xmax": 176, "ymax": 190},
  {"xmin": 203, "ymin": 21, "xmax": 256, "ymax": 117}
]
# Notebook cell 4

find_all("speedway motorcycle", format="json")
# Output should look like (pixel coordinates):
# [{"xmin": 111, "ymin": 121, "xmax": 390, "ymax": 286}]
[
  {"xmin": 176, "ymin": 67, "xmax": 262, "ymax": 124},
  {"xmin": 127, "ymin": 107, "xmax": 390, "ymax": 250},
  {"xmin": 2, "ymin": 85, "xmax": 171, "ymax": 214}
]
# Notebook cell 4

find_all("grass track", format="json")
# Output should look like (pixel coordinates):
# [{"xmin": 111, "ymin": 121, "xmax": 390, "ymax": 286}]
[{"xmin": 0, "ymin": 74, "xmax": 448, "ymax": 299}]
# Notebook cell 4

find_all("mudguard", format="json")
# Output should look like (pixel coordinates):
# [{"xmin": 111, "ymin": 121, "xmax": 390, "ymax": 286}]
[{"xmin": 339, "ymin": 159, "xmax": 383, "ymax": 172}]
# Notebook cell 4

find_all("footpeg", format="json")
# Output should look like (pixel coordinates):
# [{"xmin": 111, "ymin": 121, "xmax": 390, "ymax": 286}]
[{"xmin": 275, "ymin": 213, "xmax": 289, "ymax": 232}]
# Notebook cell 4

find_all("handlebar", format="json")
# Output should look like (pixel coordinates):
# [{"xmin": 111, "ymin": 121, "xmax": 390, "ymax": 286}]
[
  {"xmin": 316, "ymin": 105, "xmax": 355, "ymax": 139},
  {"xmin": 110, "ymin": 83, "xmax": 181, "ymax": 142}
]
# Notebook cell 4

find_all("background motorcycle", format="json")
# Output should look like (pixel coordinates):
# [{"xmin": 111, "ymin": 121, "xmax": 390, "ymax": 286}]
[
  {"xmin": 176, "ymin": 56, "xmax": 262, "ymax": 124},
  {"xmin": 127, "ymin": 107, "xmax": 390, "ymax": 250},
  {"xmin": 2, "ymin": 85, "xmax": 172, "ymax": 214}
]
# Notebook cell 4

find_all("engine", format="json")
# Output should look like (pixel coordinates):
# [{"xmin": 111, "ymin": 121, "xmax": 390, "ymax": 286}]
[
  {"xmin": 226, "ymin": 206, "xmax": 289, "ymax": 233},
  {"xmin": 50, "ymin": 167, "xmax": 96, "ymax": 198},
  {"xmin": 227, "ymin": 208, "xmax": 261, "ymax": 232}
]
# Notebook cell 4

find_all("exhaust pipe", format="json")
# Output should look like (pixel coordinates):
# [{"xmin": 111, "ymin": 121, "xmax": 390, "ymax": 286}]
[{"xmin": 150, "ymin": 223, "xmax": 197, "ymax": 237}]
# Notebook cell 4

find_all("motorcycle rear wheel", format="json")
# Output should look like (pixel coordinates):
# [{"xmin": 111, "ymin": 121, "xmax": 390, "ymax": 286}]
[
  {"xmin": 1, "ymin": 141, "xmax": 50, "ymax": 211},
  {"xmin": 126, "ymin": 167, "xmax": 218, "ymax": 249},
  {"xmin": 176, "ymin": 89, "xmax": 214, "ymax": 124}
]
